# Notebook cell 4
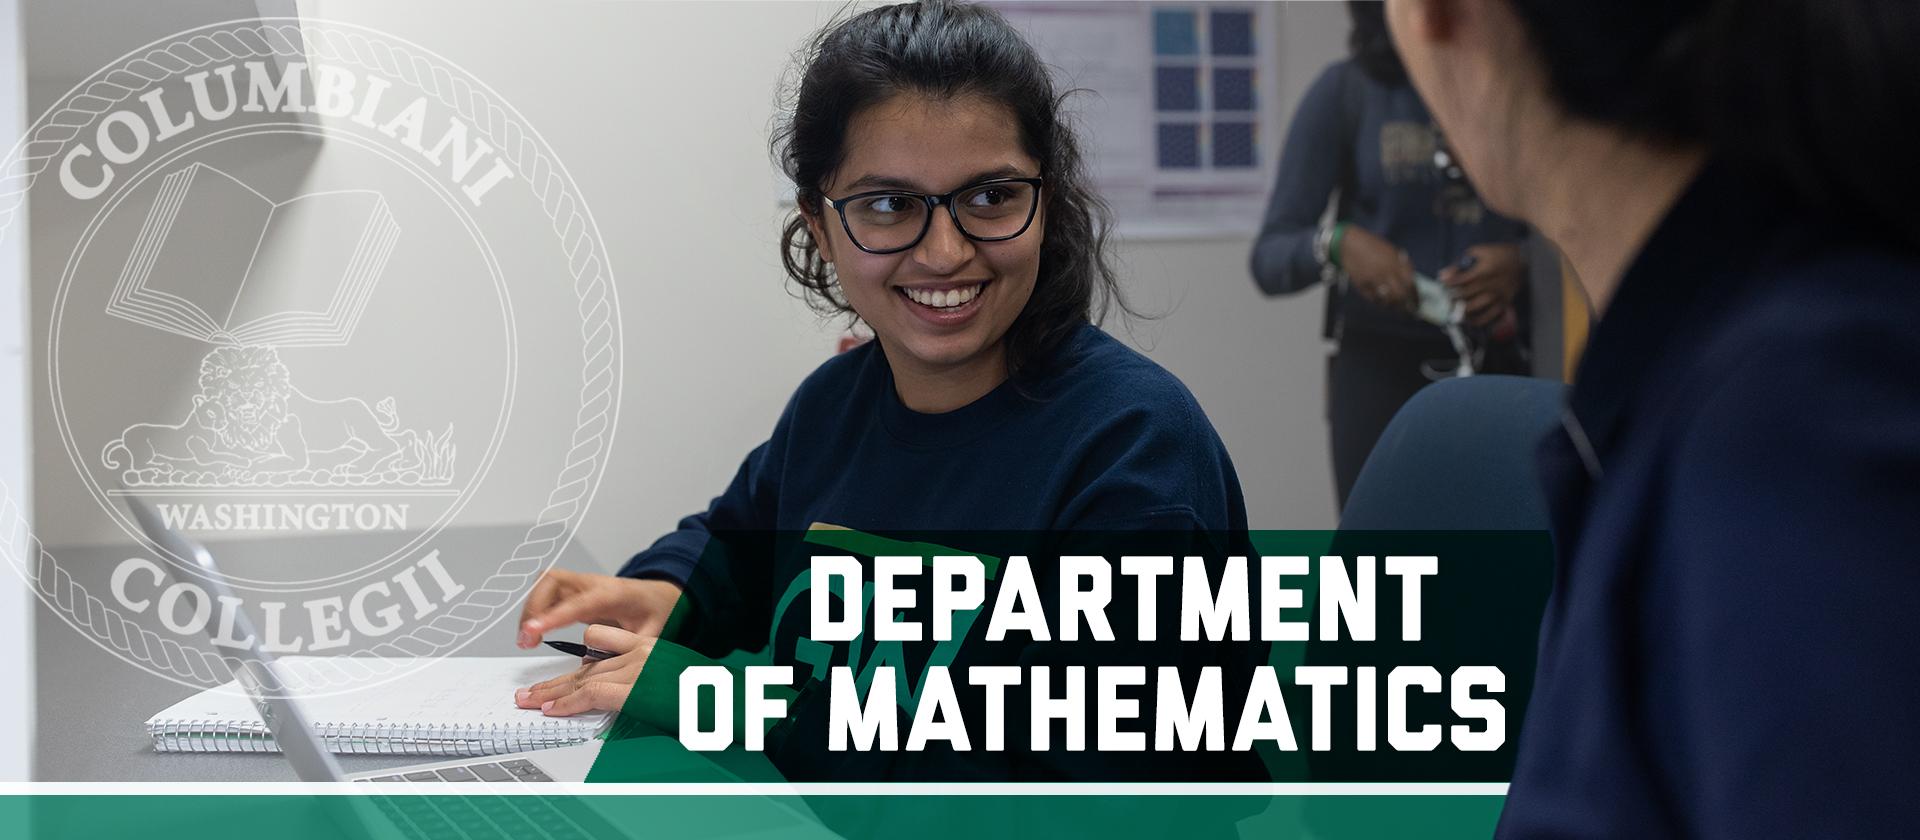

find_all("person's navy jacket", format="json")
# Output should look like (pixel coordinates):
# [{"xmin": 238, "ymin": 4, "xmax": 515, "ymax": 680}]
[{"xmin": 1499, "ymin": 162, "xmax": 1920, "ymax": 837}]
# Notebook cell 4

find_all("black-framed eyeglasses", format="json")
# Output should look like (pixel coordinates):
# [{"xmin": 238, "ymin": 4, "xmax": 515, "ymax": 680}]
[{"xmin": 823, "ymin": 176, "xmax": 1045, "ymax": 255}]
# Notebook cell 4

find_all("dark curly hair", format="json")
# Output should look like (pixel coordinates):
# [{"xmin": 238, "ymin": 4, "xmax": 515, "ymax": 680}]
[
  {"xmin": 1348, "ymin": 1, "xmax": 1407, "ymax": 86},
  {"xmin": 772, "ymin": 0, "xmax": 1124, "ymax": 382},
  {"xmin": 1504, "ymin": 0, "xmax": 1920, "ymax": 252}
]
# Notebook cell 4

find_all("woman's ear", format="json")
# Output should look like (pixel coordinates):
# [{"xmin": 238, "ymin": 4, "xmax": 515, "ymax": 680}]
[
  {"xmin": 801, "ymin": 205, "xmax": 836, "ymax": 265},
  {"xmin": 1388, "ymin": 0, "xmax": 1457, "ymax": 45}
]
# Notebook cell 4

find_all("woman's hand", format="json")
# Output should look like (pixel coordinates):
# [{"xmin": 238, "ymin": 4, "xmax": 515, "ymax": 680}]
[
  {"xmin": 515, "ymin": 624, "xmax": 654, "ymax": 717},
  {"xmin": 1440, "ymin": 243, "xmax": 1527, "ymax": 327},
  {"xmin": 1339, "ymin": 225, "xmax": 1417, "ymax": 311},
  {"xmin": 516, "ymin": 569, "xmax": 683, "ymax": 648}
]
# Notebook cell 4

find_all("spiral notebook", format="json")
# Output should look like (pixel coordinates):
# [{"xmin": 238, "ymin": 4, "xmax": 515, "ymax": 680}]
[{"xmin": 144, "ymin": 656, "xmax": 614, "ymax": 756}]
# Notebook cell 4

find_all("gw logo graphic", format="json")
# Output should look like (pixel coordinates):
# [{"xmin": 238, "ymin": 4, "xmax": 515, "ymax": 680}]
[{"xmin": 1, "ymin": 19, "xmax": 623, "ymax": 694}]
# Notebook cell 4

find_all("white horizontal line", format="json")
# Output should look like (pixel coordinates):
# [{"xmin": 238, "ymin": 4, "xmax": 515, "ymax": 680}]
[
  {"xmin": 0, "ymin": 782, "xmax": 1509, "ymax": 796},
  {"xmin": 105, "ymin": 489, "xmax": 461, "ymax": 497}
]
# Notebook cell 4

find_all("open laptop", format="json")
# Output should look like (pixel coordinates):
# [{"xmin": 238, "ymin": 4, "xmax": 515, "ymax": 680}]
[{"xmin": 122, "ymin": 492, "xmax": 828, "ymax": 839}]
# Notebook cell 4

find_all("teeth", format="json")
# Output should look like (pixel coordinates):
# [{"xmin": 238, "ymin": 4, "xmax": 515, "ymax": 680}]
[{"xmin": 904, "ymin": 284, "xmax": 982, "ymax": 309}]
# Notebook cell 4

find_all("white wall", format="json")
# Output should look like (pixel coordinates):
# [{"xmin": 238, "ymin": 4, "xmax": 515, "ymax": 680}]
[
  {"xmin": 25, "ymin": 0, "xmax": 1345, "ymax": 576},
  {"xmin": 1, "ymin": 0, "xmax": 36, "ymax": 784},
  {"xmin": 1115, "ymin": 0, "xmax": 1350, "ymax": 533}
]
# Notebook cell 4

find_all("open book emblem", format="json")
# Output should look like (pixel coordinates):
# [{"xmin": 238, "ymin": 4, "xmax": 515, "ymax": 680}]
[{"xmin": 97, "ymin": 162, "xmax": 451, "ymax": 489}]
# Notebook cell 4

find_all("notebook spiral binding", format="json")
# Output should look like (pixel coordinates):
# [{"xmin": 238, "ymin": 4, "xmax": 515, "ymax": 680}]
[{"xmin": 146, "ymin": 717, "xmax": 596, "ymax": 756}]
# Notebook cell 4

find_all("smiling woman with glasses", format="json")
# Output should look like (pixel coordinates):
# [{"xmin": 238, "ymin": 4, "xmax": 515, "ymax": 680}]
[{"xmin": 510, "ymin": 0, "xmax": 1264, "ymax": 794}]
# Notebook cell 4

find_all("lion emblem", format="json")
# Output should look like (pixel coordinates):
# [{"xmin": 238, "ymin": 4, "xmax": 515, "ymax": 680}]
[{"xmin": 103, "ymin": 345, "xmax": 454, "ymax": 487}]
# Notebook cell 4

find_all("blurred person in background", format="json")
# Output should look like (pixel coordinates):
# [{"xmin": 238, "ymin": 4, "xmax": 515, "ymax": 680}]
[
  {"xmin": 1387, "ymin": 0, "xmax": 1920, "ymax": 835},
  {"xmin": 1251, "ymin": 0, "xmax": 1531, "ymax": 510}
]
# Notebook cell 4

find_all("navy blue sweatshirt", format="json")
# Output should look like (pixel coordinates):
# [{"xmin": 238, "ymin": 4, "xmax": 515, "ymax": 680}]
[
  {"xmin": 619, "ymin": 322, "xmax": 1260, "ymax": 783},
  {"xmin": 1251, "ymin": 59, "xmax": 1527, "ymax": 339},
  {"xmin": 1500, "ymin": 162, "xmax": 1920, "ymax": 837}
]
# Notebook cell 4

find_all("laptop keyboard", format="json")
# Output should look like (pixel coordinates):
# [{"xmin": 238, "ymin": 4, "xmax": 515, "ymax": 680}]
[
  {"xmin": 357, "ymin": 760, "xmax": 600, "ymax": 839},
  {"xmin": 361, "ymin": 757, "xmax": 555, "ymax": 784},
  {"xmin": 367, "ymin": 793, "xmax": 594, "ymax": 840}
]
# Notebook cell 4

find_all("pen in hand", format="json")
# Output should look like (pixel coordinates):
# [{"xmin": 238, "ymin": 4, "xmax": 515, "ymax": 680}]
[{"xmin": 544, "ymin": 639, "xmax": 618, "ymax": 661}]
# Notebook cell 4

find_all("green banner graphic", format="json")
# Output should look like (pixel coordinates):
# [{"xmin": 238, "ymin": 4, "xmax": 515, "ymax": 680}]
[{"xmin": 0, "ymin": 793, "xmax": 1508, "ymax": 840}]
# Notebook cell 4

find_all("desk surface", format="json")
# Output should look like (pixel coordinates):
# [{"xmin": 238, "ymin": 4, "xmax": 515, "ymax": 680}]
[{"xmin": 34, "ymin": 525, "xmax": 610, "ymax": 782}]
